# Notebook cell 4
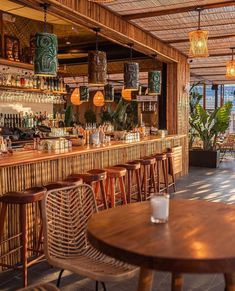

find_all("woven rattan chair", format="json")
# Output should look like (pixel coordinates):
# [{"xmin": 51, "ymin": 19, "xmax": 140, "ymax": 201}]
[
  {"xmin": 19, "ymin": 283, "xmax": 59, "ymax": 291},
  {"xmin": 42, "ymin": 184, "xmax": 138, "ymax": 291}
]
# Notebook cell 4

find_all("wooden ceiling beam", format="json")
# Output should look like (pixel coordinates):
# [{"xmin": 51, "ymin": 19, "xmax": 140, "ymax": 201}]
[
  {"xmin": 123, "ymin": 1, "xmax": 235, "ymax": 20},
  {"xmin": 167, "ymin": 33, "xmax": 235, "ymax": 44},
  {"xmin": 150, "ymin": 21, "xmax": 235, "ymax": 32},
  {"xmin": 11, "ymin": 0, "xmax": 187, "ymax": 63},
  {"xmin": 190, "ymin": 65, "xmax": 226, "ymax": 69}
]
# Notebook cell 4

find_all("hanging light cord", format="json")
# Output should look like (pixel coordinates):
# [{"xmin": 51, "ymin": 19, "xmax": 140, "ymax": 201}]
[
  {"xmin": 96, "ymin": 29, "xmax": 99, "ymax": 51},
  {"xmin": 198, "ymin": 8, "xmax": 201, "ymax": 30},
  {"xmin": 43, "ymin": 4, "xmax": 48, "ymax": 33},
  {"xmin": 130, "ymin": 44, "xmax": 133, "ymax": 62}
]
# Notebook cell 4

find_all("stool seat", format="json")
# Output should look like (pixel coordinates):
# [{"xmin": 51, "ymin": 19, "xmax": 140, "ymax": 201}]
[
  {"xmin": 116, "ymin": 163, "xmax": 140, "ymax": 171},
  {"xmin": 104, "ymin": 166, "xmax": 126, "ymax": 178},
  {"xmin": 44, "ymin": 182, "xmax": 75, "ymax": 191},
  {"xmin": 136, "ymin": 157, "xmax": 156, "ymax": 165},
  {"xmin": 155, "ymin": 153, "xmax": 167, "ymax": 161},
  {"xmin": 0, "ymin": 187, "xmax": 46, "ymax": 204},
  {"xmin": 87, "ymin": 169, "xmax": 107, "ymax": 180},
  {"xmin": 67, "ymin": 173, "xmax": 98, "ymax": 184}
]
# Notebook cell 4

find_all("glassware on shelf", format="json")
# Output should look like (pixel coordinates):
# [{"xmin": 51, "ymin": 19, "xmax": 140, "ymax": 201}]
[{"xmin": 0, "ymin": 89, "xmax": 65, "ymax": 104}]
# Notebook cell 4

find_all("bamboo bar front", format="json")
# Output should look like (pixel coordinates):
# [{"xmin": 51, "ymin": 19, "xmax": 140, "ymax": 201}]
[{"xmin": 0, "ymin": 134, "xmax": 187, "ymax": 270}]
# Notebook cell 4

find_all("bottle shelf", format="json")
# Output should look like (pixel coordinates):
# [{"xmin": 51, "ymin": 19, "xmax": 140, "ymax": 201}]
[{"xmin": 0, "ymin": 85, "xmax": 67, "ymax": 95}]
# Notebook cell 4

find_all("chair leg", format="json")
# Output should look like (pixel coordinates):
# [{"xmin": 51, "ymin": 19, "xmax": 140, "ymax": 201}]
[
  {"xmin": 162, "ymin": 160, "xmax": 169, "ymax": 194},
  {"xmin": 19, "ymin": 204, "xmax": 27, "ymax": 287},
  {"xmin": 135, "ymin": 169, "xmax": 142, "ymax": 202},
  {"xmin": 57, "ymin": 269, "xmax": 64, "ymax": 287},
  {"xmin": 100, "ymin": 180, "xmax": 108, "ymax": 209},
  {"xmin": 156, "ymin": 161, "xmax": 161, "ymax": 193},
  {"xmin": 127, "ymin": 170, "xmax": 131, "ymax": 203},
  {"xmin": 101, "ymin": 282, "xmax": 107, "ymax": 291},
  {"xmin": 96, "ymin": 281, "xmax": 99, "ymax": 291},
  {"xmin": 0, "ymin": 203, "xmax": 7, "ymax": 240},
  {"xmin": 119, "ymin": 177, "xmax": 127, "ymax": 205}
]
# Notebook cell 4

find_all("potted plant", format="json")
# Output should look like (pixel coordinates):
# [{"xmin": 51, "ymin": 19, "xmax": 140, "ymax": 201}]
[{"xmin": 189, "ymin": 87, "xmax": 232, "ymax": 167}]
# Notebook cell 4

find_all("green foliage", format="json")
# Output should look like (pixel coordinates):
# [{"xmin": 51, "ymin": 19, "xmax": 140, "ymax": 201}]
[
  {"xmin": 189, "ymin": 83, "xmax": 203, "ymax": 148},
  {"xmin": 64, "ymin": 105, "xmax": 73, "ymax": 127},
  {"xmin": 111, "ymin": 98, "xmax": 138, "ymax": 130},
  {"xmin": 190, "ymin": 101, "xmax": 232, "ymax": 150},
  {"xmin": 84, "ymin": 109, "xmax": 97, "ymax": 124}
]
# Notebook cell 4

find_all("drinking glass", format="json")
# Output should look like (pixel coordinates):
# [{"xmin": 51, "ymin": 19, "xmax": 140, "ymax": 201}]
[{"xmin": 150, "ymin": 193, "xmax": 169, "ymax": 224}]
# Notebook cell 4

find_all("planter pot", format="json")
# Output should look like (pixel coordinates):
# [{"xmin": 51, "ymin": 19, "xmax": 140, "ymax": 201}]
[{"xmin": 189, "ymin": 149, "xmax": 220, "ymax": 168}]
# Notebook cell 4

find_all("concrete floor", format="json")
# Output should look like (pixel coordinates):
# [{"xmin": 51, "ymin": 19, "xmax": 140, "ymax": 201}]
[{"xmin": 1, "ymin": 157, "xmax": 235, "ymax": 291}]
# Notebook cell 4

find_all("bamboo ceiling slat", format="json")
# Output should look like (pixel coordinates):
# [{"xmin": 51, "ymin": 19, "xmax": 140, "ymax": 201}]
[{"xmin": 103, "ymin": 0, "xmax": 235, "ymax": 83}]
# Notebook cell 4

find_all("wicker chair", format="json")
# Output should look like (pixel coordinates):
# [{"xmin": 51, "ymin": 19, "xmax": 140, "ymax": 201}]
[
  {"xmin": 19, "ymin": 283, "xmax": 59, "ymax": 291},
  {"xmin": 41, "ymin": 184, "xmax": 138, "ymax": 291}
]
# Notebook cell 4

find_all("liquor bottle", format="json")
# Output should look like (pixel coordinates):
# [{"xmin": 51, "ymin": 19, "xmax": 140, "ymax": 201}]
[
  {"xmin": 24, "ymin": 72, "xmax": 29, "ymax": 88},
  {"xmin": 20, "ymin": 71, "xmax": 25, "ymax": 87},
  {"xmin": 16, "ymin": 74, "xmax": 21, "ymax": 87},
  {"xmin": 11, "ymin": 74, "xmax": 16, "ymax": 87},
  {"xmin": 33, "ymin": 76, "xmax": 37, "ymax": 89}
]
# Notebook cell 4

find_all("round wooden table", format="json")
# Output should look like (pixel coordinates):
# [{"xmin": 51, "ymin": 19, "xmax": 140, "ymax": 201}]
[{"xmin": 87, "ymin": 200, "xmax": 235, "ymax": 291}]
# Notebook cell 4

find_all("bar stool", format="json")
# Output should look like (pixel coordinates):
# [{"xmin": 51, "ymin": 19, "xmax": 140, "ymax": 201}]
[
  {"xmin": 0, "ymin": 186, "xmax": 47, "ymax": 287},
  {"xmin": 134, "ymin": 157, "xmax": 156, "ymax": 201},
  {"xmin": 154, "ymin": 153, "xmax": 169, "ymax": 193},
  {"xmin": 66, "ymin": 171, "xmax": 108, "ymax": 210},
  {"xmin": 116, "ymin": 162, "xmax": 142, "ymax": 203},
  {"xmin": 104, "ymin": 166, "xmax": 127, "ymax": 208}
]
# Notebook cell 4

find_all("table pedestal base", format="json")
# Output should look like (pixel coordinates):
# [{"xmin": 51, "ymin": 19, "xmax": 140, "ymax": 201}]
[
  {"xmin": 172, "ymin": 273, "xmax": 183, "ymax": 291},
  {"xmin": 224, "ymin": 273, "xmax": 235, "ymax": 291},
  {"xmin": 137, "ymin": 268, "xmax": 183, "ymax": 291},
  {"xmin": 138, "ymin": 268, "xmax": 154, "ymax": 291}
]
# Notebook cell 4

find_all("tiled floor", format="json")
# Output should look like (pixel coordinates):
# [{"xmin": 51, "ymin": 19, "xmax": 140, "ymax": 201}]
[{"xmin": 1, "ymin": 157, "xmax": 235, "ymax": 291}]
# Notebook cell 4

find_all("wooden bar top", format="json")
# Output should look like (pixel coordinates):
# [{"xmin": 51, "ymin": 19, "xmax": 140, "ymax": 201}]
[{"xmin": 0, "ymin": 135, "xmax": 185, "ymax": 168}]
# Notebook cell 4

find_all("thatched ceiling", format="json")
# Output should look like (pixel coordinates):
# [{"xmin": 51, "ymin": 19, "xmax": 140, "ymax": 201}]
[{"xmin": 103, "ymin": 0, "xmax": 235, "ymax": 84}]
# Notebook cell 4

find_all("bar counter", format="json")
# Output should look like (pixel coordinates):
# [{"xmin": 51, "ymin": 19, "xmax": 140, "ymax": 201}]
[
  {"xmin": 0, "ymin": 134, "xmax": 187, "ymax": 270},
  {"xmin": 0, "ymin": 134, "xmax": 187, "ymax": 195}
]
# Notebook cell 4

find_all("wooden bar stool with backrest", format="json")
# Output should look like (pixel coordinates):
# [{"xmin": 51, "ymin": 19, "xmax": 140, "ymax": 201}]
[
  {"xmin": 104, "ymin": 166, "xmax": 127, "ymax": 208},
  {"xmin": 0, "ymin": 186, "xmax": 47, "ymax": 287},
  {"xmin": 66, "ymin": 171, "xmax": 108, "ymax": 210},
  {"xmin": 167, "ymin": 146, "xmax": 183, "ymax": 194},
  {"xmin": 135, "ymin": 157, "xmax": 156, "ymax": 201},
  {"xmin": 115, "ymin": 162, "xmax": 142, "ymax": 203}
]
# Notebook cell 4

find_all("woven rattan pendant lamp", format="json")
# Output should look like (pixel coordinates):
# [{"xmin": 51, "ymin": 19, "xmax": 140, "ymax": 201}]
[
  {"xmin": 122, "ymin": 87, "xmax": 132, "ymax": 101},
  {"xmin": 226, "ymin": 47, "xmax": 235, "ymax": 79},
  {"xmin": 189, "ymin": 8, "xmax": 209, "ymax": 58},
  {"xmin": 34, "ymin": 3, "xmax": 58, "ymax": 76},
  {"xmin": 148, "ymin": 54, "xmax": 161, "ymax": 95},
  {"xmin": 124, "ymin": 44, "xmax": 139, "ymax": 91},
  {"xmin": 71, "ymin": 86, "xmax": 82, "ymax": 106},
  {"xmin": 93, "ymin": 90, "xmax": 105, "ymax": 106},
  {"xmin": 88, "ymin": 28, "xmax": 107, "ymax": 86}
]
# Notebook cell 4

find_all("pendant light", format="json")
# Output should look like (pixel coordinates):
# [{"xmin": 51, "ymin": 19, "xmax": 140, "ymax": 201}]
[
  {"xmin": 80, "ymin": 76, "xmax": 89, "ymax": 102},
  {"xmin": 88, "ymin": 28, "xmax": 107, "ymax": 86},
  {"xmin": 124, "ymin": 44, "xmax": 139, "ymax": 91},
  {"xmin": 188, "ymin": 8, "xmax": 209, "ymax": 58},
  {"xmin": 148, "ymin": 54, "xmax": 161, "ymax": 95},
  {"xmin": 34, "ymin": 3, "xmax": 58, "ymax": 77},
  {"xmin": 226, "ymin": 47, "xmax": 235, "ymax": 79},
  {"xmin": 104, "ymin": 75, "xmax": 114, "ymax": 102},
  {"xmin": 93, "ymin": 90, "xmax": 105, "ymax": 106},
  {"xmin": 71, "ymin": 86, "xmax": 82, "ymax": 106},
  {"xmin": 122, "ymin": 86, "xmax": 132, "ymax": 101}
]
